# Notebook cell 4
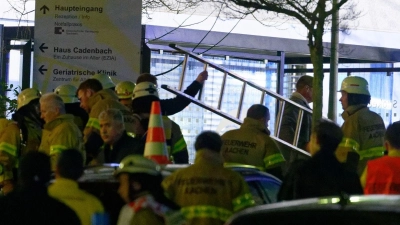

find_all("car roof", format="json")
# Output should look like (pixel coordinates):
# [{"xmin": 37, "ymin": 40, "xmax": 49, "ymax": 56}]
[{"xmin": 226, "ymin": 195, "xmax": 400, "ymax": 225}]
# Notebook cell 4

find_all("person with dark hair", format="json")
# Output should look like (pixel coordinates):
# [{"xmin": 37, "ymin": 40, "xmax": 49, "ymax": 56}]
[
  {"xmin": 279, "ymin": 75, "xmax": 313, "ymax": 151},
  {"xmin": 0, "ymin": 88, "xmax": 43, "ymax": 195},
  {"xmin": 48, "ymin": 149, "xmax": 104, "ymax": 225},
  {"xmin": 77, "ymin": 78, "xmax": 134, "ymax": 164},
  {"xmin": 134, "ymin": 71, "xmax": 208, "ymax": 116},
  {"xmin": 39, "ymin": 93, "xmax": 84, "ymax": 170},
  {"xmin": 162, "ymin": 131, "xmax": 255, "ymax": 225},
  {"xmin": 336, "ymin": 76, "xmax": 385, "ymax": 175},
  {"xmin": 115, "ymin": 155, "xmax": 185, "ymax": 225},
  {"xmin": 221, "ymin": 104, "xmax": 285, "ymax": 179},
  {"xmin": 278, "ymin": 120, "xmax": 363, "ymax": 200},
  {"xmin": 360, "ymin": 122, "xmax": 400, "ymax": 194},
  {"xmin": 0, "ymin": 151, "xmax": 80, "ymax": 225}
]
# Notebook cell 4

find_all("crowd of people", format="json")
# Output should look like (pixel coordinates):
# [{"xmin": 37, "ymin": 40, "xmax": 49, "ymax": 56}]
[{"xmin": 0, "ymin": 72, "xmax": 398, "ymax": 225}]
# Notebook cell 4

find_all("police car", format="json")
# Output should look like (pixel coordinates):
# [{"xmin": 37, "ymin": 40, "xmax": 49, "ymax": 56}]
[{"xmin": 225, "ymin": 195, "xmax": 400, "ymax": 225}]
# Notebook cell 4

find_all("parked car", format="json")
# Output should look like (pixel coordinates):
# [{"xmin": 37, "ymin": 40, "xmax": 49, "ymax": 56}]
[
  {"xmin": 78, "ymin": 163, "xmax": 282, "ymax": 225},
  {"xmin": 225, "ymin": 195, "xmax": 400, "ymax": 225}
]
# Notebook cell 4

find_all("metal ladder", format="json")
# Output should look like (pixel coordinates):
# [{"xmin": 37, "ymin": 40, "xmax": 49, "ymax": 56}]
[{"xmin": 163, "ymin": 44, "xmax": 312, "ymax": 158}]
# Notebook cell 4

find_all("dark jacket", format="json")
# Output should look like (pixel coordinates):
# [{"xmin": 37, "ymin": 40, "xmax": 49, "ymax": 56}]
[
  {"xmin": 65, "ymin": 102, "xmax": 88, "ymax": 133},
  {"xmin": 95, "ymin": 131, "xmax": 145, "ymax": 164},
  {"xmin": 160, "ymin": 81, "xmax": 202, "ymax": 115},
  {"xmin": 279, "ymin": 92, "xmax": 312, "ymax": 150},
  {"xmin": 0, "ymin": 185, "xmax": 80, "ymax": 225},
  {"xmin": 133, "ymin": 81, "xmax": 203, "ymax": 116},
  {"xmin": 279, "ymin": 151, "xmax": 363, "ymax": 200}
]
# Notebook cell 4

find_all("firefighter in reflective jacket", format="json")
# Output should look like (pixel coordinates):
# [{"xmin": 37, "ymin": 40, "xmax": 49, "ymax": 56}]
[
  {"xmin": 115, "ymin": 81, "xmax": 136, "ymax": 110},
  {"xmin": 337, "ymin": 76, "xmax": 386, "ymax": 175},
  {"xmin": 361, "ymin": 122, "xmax": 400, "ymax": 194},
  {"xmin": 77, "ymin": 78, "xmax": 134, "ymax": 163},
  {"xmin": 38, "ymin": 93, "xmax": 84, "ymax": 170},
  {"xmin": 0, "ymin": 88, "xmax": 43, "ymax": 194},
  {"xmin": 162, "ymin": 131, "xmax": 255, "ymax": 225},
  {"xmin": 221, "ymin": 104, "xmax": 285, "ymax": 179},
  {"xmin": 54, "ymin": 84, "xmax": 88, "ymax": 133},
  {"xmin": 132, "ymin": 82, "xmax": 189, "ymax": 163}
]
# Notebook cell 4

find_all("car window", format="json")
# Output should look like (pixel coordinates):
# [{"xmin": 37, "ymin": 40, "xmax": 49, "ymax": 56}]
[{"xmin": 244, "ymin": 175, "xmax": 281, "ymax": 204}]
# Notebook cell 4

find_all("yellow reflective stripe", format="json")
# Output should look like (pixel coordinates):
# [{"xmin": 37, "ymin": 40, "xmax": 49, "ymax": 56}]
[
  {"xmin": 181, "ymin": 205, "xmax": 232, "ymax": 222},
  {"xmin": 0, "ymin": 142, "xmax": 17, "ymax": 157},
  {"xmin": 86, "ymin": 117, "xmax": 100, "ymax": 130},
  {"xmin": 232, "ymin": 193, "xmax": 255, "ymax": 212},
  {"xmin": 172, "ymin": 137, "xmax": 187, "ymax": 154},
  {"xmin": 223, "ymin": 162, "xmax": 261, "ymax": 170},
  {"xmin": 339, "ymin": 137, "xmax": 360, "ymax": 151},
  {"xmin": 358, "ymin": 147, "xmax": 385, "ymax": 159},
  {"xmin": 126, "ymin": 132, "xmax": 135, "ymax": 138},
  {"xmin": 50, "ymin": 145, "xmax": 67, "ymax": 155},
  {"xmin": 264, "ymin": 153, "xmax": 285, "ymax": 167}
]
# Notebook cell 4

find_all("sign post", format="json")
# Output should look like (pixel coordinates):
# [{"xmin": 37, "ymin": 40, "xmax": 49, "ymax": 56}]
[{"xmin": 34, "ymin": 0, "xmax": 142, "ymax": 92}]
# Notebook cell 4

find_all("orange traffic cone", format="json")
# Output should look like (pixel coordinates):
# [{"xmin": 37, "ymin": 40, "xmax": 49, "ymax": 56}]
[{"xmin": 144, "ymin": 101, "xmax": 171, "ymax": 164}]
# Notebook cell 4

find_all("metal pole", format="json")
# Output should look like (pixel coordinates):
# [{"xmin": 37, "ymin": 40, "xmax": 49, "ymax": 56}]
[{"xmin": 328, "ymin": 0, "xmax": 339, "ymax": 121}]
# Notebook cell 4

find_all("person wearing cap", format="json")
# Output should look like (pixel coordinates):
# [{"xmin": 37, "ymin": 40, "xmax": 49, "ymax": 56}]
[
  {"xmin": 92, "ymin": 73, "xmax": 116, "ymax": 90},
  {"xmin": 38, "ymin": 93, "xmax": 84, "ymax": 170},
  {"xmin": 0, "ymin": 151, "xmax": 81, "ymax": 225},
  {"xmin": 221, "ymin": 104, "xmax": 285, "ymax": 179},
  {"xmin": 162, "ymin": 131, "xmax": 255, "ymax": 225},
  {"xmin": 115, "ymin": 155, "xmax": 185, "ymax": 225},
  {"xmin": 76, "ymin": 78, "xmax": 134, "ymax": 164},
  {"xmin": 134, "ymin": 71, "xmax": 208, "ymax": 116},
  {"xmin": 337, "ymin": 76, "xmax": 385, "ymax": 175},
  {"xmin": 115, "ymin": 81, "xmax": 135, "ymax": 110},
  {"xmin": 54, "ymin": 84, "xmax": 88, "ymax": 132},
  {"xmin": 0, "ymin": 88, "xmax": 43, "ymax": 195},
  {"xmin": 90, "ymin": 109, "xmax": 144, "ymax": 165},
  {"xmin": 360, "ymin": 122, "xmax": 400, "ymax": 194},
  {"xmin": 48, "ymin": 149, "xmax": 104, "ymax": 225},
  {"xmin": 131, "ymin": 83, "xmax": 189, "ymax": 164},
  {"xmin": 279, "ymin": 75, "xmax": 313, "ymax": 152}
]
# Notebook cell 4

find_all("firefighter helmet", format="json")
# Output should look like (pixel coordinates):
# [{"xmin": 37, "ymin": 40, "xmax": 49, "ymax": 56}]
[
  {"xmin": 339, "ymin": 76, "xmax": 370, "ymax": 96},
  {"xmin": 54, "ymin": 84, "xmax": 78, "ymax": 103},
  {"xmin": 17, "ymin": 88, "xmax": 41, "ymax": 110},
  {"xmin": 116, "ymin": 81, "xmax": 136, "ymax": 99},
  {"xmin": 114, "ymin": 155, "xmax": 161, "ymax": 177},
  {"xmin": 92, "ymin": 74, "xmax": 115, "ymax": 89},
  {"xmin": 132, "ymin": 82, "xmax": 158, "ymax": 100}
]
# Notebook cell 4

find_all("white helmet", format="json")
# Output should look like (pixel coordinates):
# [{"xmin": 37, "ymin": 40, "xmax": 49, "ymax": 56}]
[
  {"xmin": 116, "ymin": 81, "xmax": 136, "ymax": 99},
  {"xmin": 17, "ymin": 88, "xmax": 41, "ymax": 110},
  {"xmin": 92, "ymin": 74, "xmax": 115, "ymax": 89},
  {"xmin": 339, "ymin": 76, "xmax": 370, "ymax": 96},
  {"xmin": 132, "ymin": 82, "xmax": 159, "ymax": 100},
  {"xmin": 114, "ymin": 155, "xmax": 161, "ymax": 177},
  {"xmin": 54, "ymin": 84, "xmax": 78, "ymax": 103}
]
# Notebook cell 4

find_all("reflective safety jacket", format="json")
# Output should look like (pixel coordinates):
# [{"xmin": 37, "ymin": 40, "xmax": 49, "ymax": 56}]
[
  {"xmin": 221, "ymin": 117, "xmax": 285, "ymax": 171},
  {"xmin": 364, "ymin": 155, "xmax": 400, "ymax": 194},
  {"xmin": 168, "ymin": 119, "xmax": 188, "ymax": 164},
  {"xmin": 337, "ymin": 104, "xmax": 386, "ymax": 174},
  {"xmin": 162, "ymin": 150, "xmax": 255, "ymax": 225},
  {"xmin": 117, "ymin": 194, "xmax": 186, "ymax": 225},
  {"xmin": 48, "ymin": 178, "xmax": 104, "ymax": 225},
  {"xmin": 39, "ymin": 114, "xmax": 84, "ymax": 170},
  {"xmin": 84, "ymin": 89, "xmax": 134, "ymax": 141},
  {"xmin": 0, "ymin": 117, "xmax": 42, "ymax": 181}
]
